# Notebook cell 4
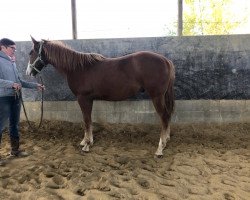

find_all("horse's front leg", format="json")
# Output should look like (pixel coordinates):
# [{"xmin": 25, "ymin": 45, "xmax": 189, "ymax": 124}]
[{"xmin": 77, "ymin": 96, "xmax": 93, "ymax": 152}]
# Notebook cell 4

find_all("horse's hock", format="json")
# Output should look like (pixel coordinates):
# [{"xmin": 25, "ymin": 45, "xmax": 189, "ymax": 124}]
[{"xmin": 19, "ymin": 35, "xmax": 250, "ymax": 124}]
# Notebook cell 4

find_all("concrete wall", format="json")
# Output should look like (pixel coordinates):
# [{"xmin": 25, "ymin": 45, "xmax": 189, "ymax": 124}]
[
  {"xmin": 20, "ymin": 100, "xmax": 250, "ymax": 124},
  {"xmin": 15, "ymin": 35, "xmax": 250, "ymax": 124}
]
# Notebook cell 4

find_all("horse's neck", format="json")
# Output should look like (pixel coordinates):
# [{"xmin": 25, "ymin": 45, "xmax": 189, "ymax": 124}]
[{"xmin": 47, "ymin": 47, "xmax": 75, "ymax": 72}]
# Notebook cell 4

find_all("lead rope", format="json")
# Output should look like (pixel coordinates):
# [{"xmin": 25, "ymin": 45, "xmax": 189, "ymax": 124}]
[{"xmin": 20, "ymin": 75, "xmax": 44, "ymax": 130}]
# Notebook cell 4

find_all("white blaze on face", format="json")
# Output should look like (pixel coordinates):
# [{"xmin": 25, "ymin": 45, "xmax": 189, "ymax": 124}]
[{"xmin": 26, "ymin": 61, "xmax": 32, "ymax": 76}]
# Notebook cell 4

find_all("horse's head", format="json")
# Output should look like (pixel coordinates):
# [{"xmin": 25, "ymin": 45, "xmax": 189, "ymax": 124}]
[{"xmin": 26, "ymin": 36, "xmax": 48, "ymax": 76}]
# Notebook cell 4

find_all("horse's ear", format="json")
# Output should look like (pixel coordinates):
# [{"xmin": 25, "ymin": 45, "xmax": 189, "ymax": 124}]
[{"xmin": 30, "ymin": 35, "xmax": 39, "ymax": 45}]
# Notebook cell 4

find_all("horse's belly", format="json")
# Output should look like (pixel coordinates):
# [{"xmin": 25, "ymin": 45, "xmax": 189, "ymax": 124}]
[{"xmin": 95, "ymin": 84, "xmax": 140, "ymax": 101}]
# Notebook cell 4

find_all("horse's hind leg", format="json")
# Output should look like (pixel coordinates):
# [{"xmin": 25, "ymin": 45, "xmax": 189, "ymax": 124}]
[
  {"xmin": 151, "ymin": 95, "xmax": 171, "ymax": 157},
  {"xmin": 77, "ymin": 96, "xmax": 94, "ymax": 152}
]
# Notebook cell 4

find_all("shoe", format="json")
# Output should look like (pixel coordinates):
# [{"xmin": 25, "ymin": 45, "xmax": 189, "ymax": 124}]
[{"xmin": 10, "ymin": 150, "xmax": 29, "ymax": 157}]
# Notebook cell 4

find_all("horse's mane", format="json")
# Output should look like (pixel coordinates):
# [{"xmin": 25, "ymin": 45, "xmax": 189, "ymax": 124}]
[{"xmin": 43, "ymin": 40, "xmax": 105, "ymax": 71}]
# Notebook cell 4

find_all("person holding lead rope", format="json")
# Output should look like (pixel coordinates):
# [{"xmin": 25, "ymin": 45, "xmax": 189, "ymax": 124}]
[{"xmin": 0, "ymin": 38, "xmax": 45, "ymax": 166}]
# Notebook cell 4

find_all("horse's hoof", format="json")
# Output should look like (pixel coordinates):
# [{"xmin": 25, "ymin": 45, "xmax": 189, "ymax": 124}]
[
  {"xmin": 154, "ymin": 154, "xmax": 163, "ymax": 159},
  {"xmin": 80, "ymin": 150, "xmax": 89, "ymax": 155},
  {"xmin": 82, "ymin": 144, "xmax": 90, "ymax": 152}
]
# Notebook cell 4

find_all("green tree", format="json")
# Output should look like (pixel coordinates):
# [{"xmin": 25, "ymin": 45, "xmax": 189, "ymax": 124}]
[{"xmin": 183, "ymin": 0, "xmax": 247, "ymax": 35}]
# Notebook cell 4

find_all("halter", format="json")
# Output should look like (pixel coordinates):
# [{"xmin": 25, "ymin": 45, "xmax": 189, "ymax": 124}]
[{"xmin": 28, "ymin": 41, "xmax": 46, "ymax": 74}]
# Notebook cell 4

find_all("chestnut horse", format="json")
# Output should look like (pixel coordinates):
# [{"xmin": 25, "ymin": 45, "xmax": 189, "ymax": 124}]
[{"xmin": 26, "ymin": 37, "xmax": 175, "ymax": 157}]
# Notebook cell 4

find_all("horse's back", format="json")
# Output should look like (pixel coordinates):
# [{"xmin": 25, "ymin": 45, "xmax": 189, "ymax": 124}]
[
  {"xmin": 104, "ymin": 51, "xmax": 171, "ymax": 74},
  {"xmin": 129, "ymin": 51, "xmax": 173, "ymax": 81},
  {"xmin": 100, "ymin": 51, "xmax": 174, "ymax": 85}
]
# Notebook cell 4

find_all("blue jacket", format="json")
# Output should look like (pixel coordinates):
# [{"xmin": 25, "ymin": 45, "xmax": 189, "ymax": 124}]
[{"xmin": 0, "ymin": 51, "xmax": 38, "ymax": 97}]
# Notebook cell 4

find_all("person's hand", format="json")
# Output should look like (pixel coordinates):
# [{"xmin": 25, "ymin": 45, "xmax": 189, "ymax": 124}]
[
  {"xmin": 37, "ymin": 84, "xmax": 45, "ymax": 91},
  {"xmin": 12, "ymin": 83, "xmax": 21, "ymax": 91}
]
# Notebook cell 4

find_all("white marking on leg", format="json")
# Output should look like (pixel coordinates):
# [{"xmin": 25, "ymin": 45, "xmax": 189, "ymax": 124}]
[
  {"xmin": 80, "ymin": 137, "xmax": 86, "ymax": 146},
  {"xmin": 80, "ymin": 129, "xmax": 87, "ymax": 146},
  {"xmin": 82, "ymin": 143, "xmax": 90, "ymax": 152},
  {"xmin": 80, "ymin": 125, "xmax": 93, "ymax": 152},
  {"xmin": 89, "ymin": 126, "xmax": 93, "ymax": 145},
  {"xmin": 155, "ymin": 138, "xmax": 164, "ymax": 156},
  {"xmin": 155, "ymin": 126, "xmax": 171, "ymax": 157},
  {"xmin": 164, "ymin": 126, "xmax": 171, "ymax": 146}
]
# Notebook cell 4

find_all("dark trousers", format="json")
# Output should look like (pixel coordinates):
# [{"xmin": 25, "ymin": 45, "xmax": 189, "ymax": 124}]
[{"xmin": 0, "ymin": 96, "xmax": 21, "ymax": 149}]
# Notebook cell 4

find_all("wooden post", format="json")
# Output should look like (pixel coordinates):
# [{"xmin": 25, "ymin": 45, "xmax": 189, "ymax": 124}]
[
  {"xmin": 71, "ymin": 0, "xmax": 77, "ymax": 39},
  {"xmin": 178, "ymin": 0, "xmax": 183, "ymax": 36}
]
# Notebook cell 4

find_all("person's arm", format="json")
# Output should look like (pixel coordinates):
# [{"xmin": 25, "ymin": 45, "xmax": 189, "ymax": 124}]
[
  {"xmin": 0, "ymin": 78, "xmax": 14, "ymax": 88},
  {"xmin": 19, "ymin": 78, "xmax": 38, "ymax": 89},
  {"xmin": 19, "ymin": 78, "xmax": 45, "ymax": 91}
]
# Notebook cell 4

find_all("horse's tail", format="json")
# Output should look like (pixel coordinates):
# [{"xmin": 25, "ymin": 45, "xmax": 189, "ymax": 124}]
[{"xmin": 165, "ymin": 59, "xmax": 175, "ymax": 118}]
